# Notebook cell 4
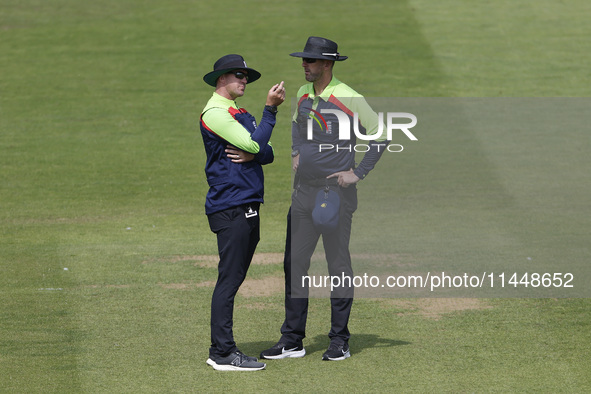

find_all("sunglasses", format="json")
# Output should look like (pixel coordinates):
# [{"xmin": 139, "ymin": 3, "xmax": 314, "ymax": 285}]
[
  {"xmin": 302, "ymin": 57, "xmax": 317, "ymax": 63},
  {"xmin": 230, "ymin": 71, "xmax": 249, "ymax": 81}
]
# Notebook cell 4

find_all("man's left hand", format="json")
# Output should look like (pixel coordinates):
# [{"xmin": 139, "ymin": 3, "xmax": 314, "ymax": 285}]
[
  {"xmin": 226, "ymin": 145, "xmax": 254, "ymax": 163},
  {"xmin": 327, "ymin": 168, "xmax": 360, "ymax": 188}
]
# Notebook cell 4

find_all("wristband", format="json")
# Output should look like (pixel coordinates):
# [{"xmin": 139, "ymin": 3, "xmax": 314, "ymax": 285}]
[{"xmin": 265, "ymin": 105, "xmax": 278, "ymax": 114}]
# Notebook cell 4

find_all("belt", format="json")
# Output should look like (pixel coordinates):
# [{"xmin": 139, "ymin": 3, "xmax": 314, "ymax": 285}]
[
  {"xmin": 242, "ymin": 202, "xmax": 260, "ymax": 210},
  {"xmin": 299, "ymin": 177, "xmax": 339, "ymax": 187}
]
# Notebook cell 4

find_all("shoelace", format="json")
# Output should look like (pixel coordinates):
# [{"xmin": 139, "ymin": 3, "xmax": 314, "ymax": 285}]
[
  {"xmin": 230, "ymin": 352, "xmax": 247, "ymax": 366},
  {"xmin": 235, "ymin": 350, "xmax": 258, "ymax": 363}
]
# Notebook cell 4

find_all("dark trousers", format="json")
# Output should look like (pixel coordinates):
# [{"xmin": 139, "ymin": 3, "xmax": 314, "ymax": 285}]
[
  {"xmin": 207, "ymin": 203, "xmax": 260, "ymax": 358},
  {"xmin": 280, "ymin": 184, "xmax": 357, "ymax": 346}
]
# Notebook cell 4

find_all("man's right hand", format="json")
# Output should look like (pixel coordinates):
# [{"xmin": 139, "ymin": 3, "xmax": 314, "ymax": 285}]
[
  {"xmin": 292, "ymin": 154, "xmax": 299, "ymax": 172},
  {"xmin": 266, "ymin": 81, "xmax": 285, "ymax": 106}
]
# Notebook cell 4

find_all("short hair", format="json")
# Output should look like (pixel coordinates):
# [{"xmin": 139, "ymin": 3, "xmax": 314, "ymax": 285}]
[{"xmin": 322, "ymin": 59, "xmax": 335, "ymax": 70}]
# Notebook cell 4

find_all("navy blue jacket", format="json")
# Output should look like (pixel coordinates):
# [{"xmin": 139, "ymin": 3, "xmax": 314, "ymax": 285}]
[{"xmin": 200, "ymin": 93, "xmax": 275, "ymax": 214}]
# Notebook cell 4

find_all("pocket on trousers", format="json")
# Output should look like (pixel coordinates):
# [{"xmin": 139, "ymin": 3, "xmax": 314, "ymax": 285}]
[{"xmin": 207, "ymin": 206, "xmax": 241, "ymax": 233}]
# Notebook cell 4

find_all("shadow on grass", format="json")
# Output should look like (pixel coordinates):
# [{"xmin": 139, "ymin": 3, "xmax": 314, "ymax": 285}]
[
  {"xmin": 241, "ymin": 334, "xmax": 410, "ymax": 358},
  {"xmin": 307, "ymin": 334, "xmax": 411, "ymax": 356}
]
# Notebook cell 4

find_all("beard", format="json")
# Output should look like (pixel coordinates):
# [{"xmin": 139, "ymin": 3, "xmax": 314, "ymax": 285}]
[{"xmin": 305, "ymin": 70, "xmax": 320, "ymax": 82}]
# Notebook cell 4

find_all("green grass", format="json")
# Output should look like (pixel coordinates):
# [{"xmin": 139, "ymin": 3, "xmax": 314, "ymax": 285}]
[{"xmin": 1, "ymin": 0, "xmax": 590, "ymax": 392}]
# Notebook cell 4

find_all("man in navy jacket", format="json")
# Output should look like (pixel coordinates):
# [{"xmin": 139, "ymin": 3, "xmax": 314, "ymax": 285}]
[{"xmin": 200, "ymin": 54, "xmax": 285, "ymax": 371}]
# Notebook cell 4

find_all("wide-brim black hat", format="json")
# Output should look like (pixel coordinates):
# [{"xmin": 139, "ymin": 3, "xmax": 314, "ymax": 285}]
[
  {"xmin": 290, "ymin": 36, "xmax": 348, "ymax": 61},
  {"xmin": 203, "ymin": 54, "xmax": 262, "ymax": 87}
]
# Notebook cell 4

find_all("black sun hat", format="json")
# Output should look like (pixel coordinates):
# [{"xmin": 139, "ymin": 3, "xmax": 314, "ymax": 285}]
[
  {"xmin": 290, "ymin": 36, "xmax": 348, "ymax": 61},
  {"xmin": 203, "ymin": 54, "xmax": 262, "ymax": 87}
]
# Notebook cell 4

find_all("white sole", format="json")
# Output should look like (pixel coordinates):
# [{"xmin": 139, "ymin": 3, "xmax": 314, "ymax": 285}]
[
  {"xmin": 262, "ymin": 348, "xmax": 306, "ymax": 360},
  {"xmin": 206, "ymin": 358, "xmax": 266, "ymax": 371}
]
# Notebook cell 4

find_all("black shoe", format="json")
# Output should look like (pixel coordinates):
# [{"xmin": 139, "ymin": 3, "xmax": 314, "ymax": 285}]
[
  {"xmin": 206, "ymin": 351, "xmax": 266, "ymax": 371},
  {"xmin": 322, "ymin": 342, "xmax": 350, "ymax": 361},
  {"xmin": 260, "ymin": 341, "xmax": 306, "ymax": 359},
  {"xmin": 236, "ymin": 350, "xmax": 258, "ymax": 362}
]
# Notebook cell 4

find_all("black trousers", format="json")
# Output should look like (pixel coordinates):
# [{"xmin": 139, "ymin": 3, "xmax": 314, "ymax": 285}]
[
  {"xmin": 280, "ymin": 183, "xmax": 357, "ymax": 346},
  {"xmin": 207, "ymin": 203, "xmax": 260, "ymax": 358}
]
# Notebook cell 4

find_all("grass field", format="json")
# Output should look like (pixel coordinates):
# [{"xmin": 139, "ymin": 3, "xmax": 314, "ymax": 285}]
[{"xmin": 1, "ymin": 0, "xmax": 590, "ymax": 392}]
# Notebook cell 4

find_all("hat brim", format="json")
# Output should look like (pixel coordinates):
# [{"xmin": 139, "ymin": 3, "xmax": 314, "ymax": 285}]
[
  {"xmin": 203, "ymin": 67, "xmax": 262, "ymax": 87},
  {"xmin": 289, "ymin": 52, "xmax": 348, "ymax": 61}
]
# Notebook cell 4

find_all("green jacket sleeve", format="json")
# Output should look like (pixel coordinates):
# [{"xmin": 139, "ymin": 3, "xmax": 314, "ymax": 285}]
[{"xmin": 201, "ymin": 108, "xmax": 267, "ymax": 154}]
